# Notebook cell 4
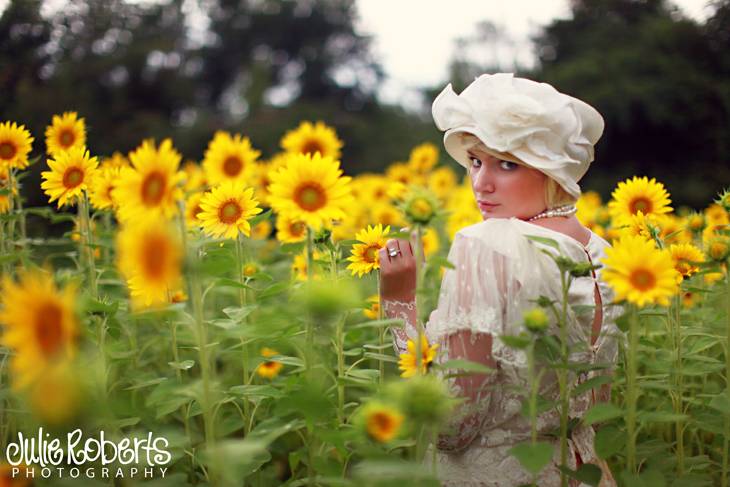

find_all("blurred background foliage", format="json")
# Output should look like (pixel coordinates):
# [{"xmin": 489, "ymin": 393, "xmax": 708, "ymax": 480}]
[{"xmin": 1, "ymin": 0, "xmax": 729, "ymax": 209}]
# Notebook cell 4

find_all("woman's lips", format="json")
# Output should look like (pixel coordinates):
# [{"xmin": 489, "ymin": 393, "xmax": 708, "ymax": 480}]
[{"xmin": 478, "ymin": 201, "xmax": 500, "ymax": 210}]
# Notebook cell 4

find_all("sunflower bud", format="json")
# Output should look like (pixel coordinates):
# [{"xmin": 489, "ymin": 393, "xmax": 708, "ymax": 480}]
[
  {"xmin": 401, "ymin": 190, "xmax": 440, "ymax": 226},
  {"xmin": 385, "ymin": 375, "xmax": 455, "ymax": 427},
  {"xmin": 714, "ymin": 188, "xmax": 730, "ymax": 213},
  {"xmin": 523, "ymin": 308, "xmax": 550, "ymax": 334},
  {"xmin": 707, "ymin": 236, "xmax": 730, "ymax": 263}
]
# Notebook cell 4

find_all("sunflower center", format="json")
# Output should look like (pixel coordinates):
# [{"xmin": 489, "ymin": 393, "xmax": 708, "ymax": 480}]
[
  {"xmin": 62, "ymin": 167, "xmax": 84, "ymax": 189},
  {"xmin": 59, "ymin": 129, "xmax": 75, "ymax": 147},
  {"xmin": 676, "ymin": 260, "xmax": 692, "ymax": 276},
  {"xmin": 142, "ymin": 236, "xmax": 168, "ymax": 279},
  {"xmin": 302, "ymin": 140, "xmax": 323, "ymax": 155},
  {"xmin": 294, "ymin": 183, "xmax": 326, "ymax": 212},
  {"xmin": 106, "ymin": 184, "xmax": 116, "ymax": 202},
  {"xmin": 372, "ymin": 411, "xmax": 393, "ymax": 430},
  {"xmin": 222, "ymin": 156, "xmax": 243, "ymax": 177},
  {"xmin": 364, "ymin": 245, "xmax": 379, "ymax": 263},
  {"xmin": 629, "ymin": 268, "xmax": 656, "ymax": 291},
  {"xmin": 141, "ymin": 171, "xmax": 167, "ymax": 205},
  {"xmin": 0, "ymin": 142, "xmax": 17, "ymax": 160},
  {"xmin": 190, "ymin": 205, "xmax": 202, "ymax": 221},
  {"xmin": 218, "ymin": 200, "xmax": 242, "ymax": 224},
  {"xmin": 629, "ymin": 197, "xmax": 652, "ymax": 215},
  {"xmin": 289, "ymin": 221, "xmax": 305, "ymax": 236},
  {"xmin": 35, "ymin": 302, "xmax": 65, "ymax": 357}
]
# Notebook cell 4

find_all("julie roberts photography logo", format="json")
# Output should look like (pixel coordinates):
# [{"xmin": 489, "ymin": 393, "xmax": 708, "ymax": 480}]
[{"xmin": 3, "ymin": 427, "xmax": 172, "ymax": 480}]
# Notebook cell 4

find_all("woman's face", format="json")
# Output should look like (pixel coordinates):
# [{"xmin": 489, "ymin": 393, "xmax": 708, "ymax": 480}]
[{"xmin": 468, "ymin": 146, "xmax": 548, "ymax": 220}]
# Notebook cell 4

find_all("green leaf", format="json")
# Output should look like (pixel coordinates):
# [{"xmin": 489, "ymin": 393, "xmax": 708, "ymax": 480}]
[
  {"xmin": 248, "ymin": 208, "xmax": 271, "ymax": 227},
  {"xmin": 500, "ymin": 334, "xmax": 532, "ymax": 349},
  {"xmin": 583, "ymin": 403, "xmax": 623, "ymax": 425},
  {"xmin": 525, "ymin": 234, "xmax": 560, "ymax": 250},
  {"xmin": 215, "ymin": 278, "xmax": 251, "ymax": 289},
  {"xmin": 594, "ymin": 425, "xmax": 625, "ymax": 459},
  {"xmin": 708, "ymin": 392, "xmax": 730, "ymax": 414},
  {"xmin": 507, "ymin": 441, "xmax": 554, "ymax": 475},
  {"xmin": 620, "ymin": 468, "xmax": 666, "ymax": 487},
  {"xmin": 559, "ymin": 464, "xmax": 602, "ymax": 486},
  {"xmin": 168, "ymin": 360, "xmax": 195, "ymax": 371},
  {"xmin": 572, "ymin": 375, "xmax": 612, "ymax": 397},
  {"xmin": 229, "ymin": 385, "xmax": 284, "ymax": 400},
  {"xmin": 223, "ymin": 305, "xmax": 257, "ymax": 322},
  {"xmin": 258, "ymin": 282, "xmax": 289, "ymax": 299},
  {"xmin": 638, "ymin": 411, "xmax": 688, "ymax": 423},
  {"xmin": 363, "ymin": 352, "xmax": 398, "ymax": 363}
]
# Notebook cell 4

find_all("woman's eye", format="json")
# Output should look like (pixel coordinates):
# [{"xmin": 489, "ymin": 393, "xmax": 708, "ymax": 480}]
[
  {"xmin": 500, "ymin": 160, "xmax": 518, "ymax": 170},
  {"xmin": 469, "ymin": 157, "xmax": 482, "ymax": 168}
]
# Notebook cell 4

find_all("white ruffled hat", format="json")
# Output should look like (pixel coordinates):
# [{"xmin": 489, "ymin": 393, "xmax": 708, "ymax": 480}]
[{"xmin": 432, "ymin": 73, "xmax": 604, "ymax": 200}]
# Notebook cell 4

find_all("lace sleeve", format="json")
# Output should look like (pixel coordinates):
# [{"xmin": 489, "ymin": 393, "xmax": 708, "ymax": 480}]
[{"xmin": 382, "ymin": 298, "xmax": 418, "ymax": 355}]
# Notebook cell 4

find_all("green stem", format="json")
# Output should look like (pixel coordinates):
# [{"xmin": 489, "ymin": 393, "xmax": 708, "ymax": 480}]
[
  {"xmin": 237, "ymin": 233, "xmax": 252, "ymax": 434},
  {"xmin": 336, "ymin": 313, "xmax": 346, "ymax": 424},
  {"xmin": 627, "ymin": 304, "xmax": 639, "ymax": 474},
  {"xmin": 78, "ymin": 194, "xmax": 97, "ymax": 298},
  {"xmin": 722, "ymin": 267, "xmax": 730, "ymax": 487},
  {"xmin": 377, "ymin": 277, "xmax": 385, "ymax": 384},
  {"xmin": 414, "ymin": 225, "xmax": 424, "ymax": 374},
  {"xmin": 527, "ymin": 338, "xmax": 540, "ymax": 487},
  {"xmin": 671, "ymin": 294, "xmax": 684, "ymax": 475},
  {"xmin": 558, "ymin": 270, "xmax": 570, "ymax": 487},
  {"xmin": 10, "ymin": 170, "xmax": 26, "ymax": 245}
]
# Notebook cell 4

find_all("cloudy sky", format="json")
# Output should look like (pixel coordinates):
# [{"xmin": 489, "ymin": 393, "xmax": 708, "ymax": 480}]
[{"xmin": 355, "ymin": 0, "xmax": 715, "ymax": 106}]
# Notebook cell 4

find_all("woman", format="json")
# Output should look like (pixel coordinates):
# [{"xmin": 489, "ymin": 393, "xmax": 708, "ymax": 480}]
[{"xmin": 379, "ymin": 73, "xmax": 621, "ymax": 486}]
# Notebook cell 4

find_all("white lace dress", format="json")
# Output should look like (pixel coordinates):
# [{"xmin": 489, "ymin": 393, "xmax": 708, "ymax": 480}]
[{"xmin": 385, "ymin": 218, "xmax": 623, "ymax": 487}]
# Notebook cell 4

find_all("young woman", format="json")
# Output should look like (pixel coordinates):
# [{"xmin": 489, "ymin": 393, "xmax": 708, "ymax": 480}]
[{"xmin": 379, "ymin": 73, "xmax": 620, "ymax": 486}]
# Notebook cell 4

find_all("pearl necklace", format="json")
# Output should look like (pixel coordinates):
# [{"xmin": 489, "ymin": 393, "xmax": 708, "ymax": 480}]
[{"xmin": 527, "ymin": 204, "xmax": 577, "ymax": 221}]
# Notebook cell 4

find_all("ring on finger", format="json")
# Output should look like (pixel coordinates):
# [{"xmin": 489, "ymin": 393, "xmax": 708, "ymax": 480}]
[{"xmin": 388, "ymin": 247, "xmax": 401, "ymax": 258}]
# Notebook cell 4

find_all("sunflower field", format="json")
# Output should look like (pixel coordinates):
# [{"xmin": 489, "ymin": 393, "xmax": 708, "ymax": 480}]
[{"xmin": 0, "ymin": 113, "xmax": 730, "ymax": 487}]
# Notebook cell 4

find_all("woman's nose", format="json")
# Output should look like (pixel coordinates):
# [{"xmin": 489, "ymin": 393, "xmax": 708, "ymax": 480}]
[{"xmin": 473, "ymin": 165, "xmax": 495, "ymax": 193}]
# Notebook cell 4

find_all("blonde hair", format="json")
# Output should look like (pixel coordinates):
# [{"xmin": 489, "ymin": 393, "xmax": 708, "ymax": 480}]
[{"xmin": 459, "ymin": 133, "xmax": 577, "ymax": 209}]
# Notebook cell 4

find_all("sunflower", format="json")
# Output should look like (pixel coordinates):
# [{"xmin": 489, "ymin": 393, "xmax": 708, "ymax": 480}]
[
  {"xmin": 668, "ymin": 243, "xmax": 704, "ymax": 281},
  {"xmin": 243, "ymin": 262, "xmax": 259, "ymax": 278},
  {"xmin": 182, "ymin": 160, "xmax": 208, "ymax": 193},
  {"xmin": 685, "ymin": 212, "xmax": 705, "ymax": 234},
  {"xmin": 40, "ymin": 146, "xmax": 98, "ymax": 208},
  {"xmin": 428, "ymin": 166, "xmax": 457, "ymax": 200},
  {"xmin": 576, "ymin": 191, "xmax": 602, "ymax": 227},
  {"xmin": 88, "ymin": 164, "xmax": 121, "ymax": 211},
  {"xmin": 681, "ymin": 290, "xmax": 701, "ymax": 308},
  {"xmin": 45, "ymin": 111, "xmax": 86, "ymax": 156},
  {"xmin": 184, "ymin": 192, "xmax": 205, "ymax": 229},
  {"xmin": 251, "ymin": 219, "xmax": 272, "ymax": 240},
  {"xmin": 0, "ymin": 121, "xmax": 34, "ymax": 170},
  {"xmin": 447, "ymin": 207, "xmax": 482, "ymax": 241},
  {"xmin": 608, "ymin": 176, "xmax": 673, "ymax": 225},
  {"xmin": 370, "ymin": 203, "xmax": 405, "ymax": 228},
  {"xmin": 402, "ymin": 189, "xmax": 440, "ymax": 226},
  {"xmin": 399, "ymin": 334, "xmax": 439, "ymax": 378},
  {"xmin": 280, "ymin": 121, "xmax": 343, "ymax": 160},
  {"xmin": 292, "ymin": 250, "xmax": 323, "ymax": 281},
  {"xmin": 704, "ymin": 203, "xmax": 729, "ymax": 232},
  {"xmin": 363, "ymin": 294, "xmax": 380, "ymax": 320},
  {"xmin": 268, "ymin": 152, "xmax": 352, "ymax": 230},
  {"xmin": 386, "ymin": 161, "xmax": 424, "ymax": 187},
  {"xmin": 28, "ymin": 361, "xmax": 83, "ymax": 426},
  {"xmin": 198, "ymin": 182, "xmax": 262, "ymax": 239},
  {"xmin": 422, "ymin": 227, "xmax": 440, "ymax": 257},
  {"xmin": 706, "ymin": 236, "xmax": 730, "ymax": 262},
  {"xmin": 620, "ymin": 210, "xmax": 661, "ymax": 241},
  {"xmin": 716, "ymin": 188, "xmax": 730, "ymax": 213},
  {"xmin": 362, "ymin": 402, "xmax": 404, "ymax": 443},
  {"xmin": 276, "ymin": 212, "xmax": 307, "ymax": 243},
  {"xmin": 202, "ymin": 131, "xmax": 260, "ymax": 186},
  {"xmin": 601, "ymin": 234, "xmax": 679, "ymax": 307},
  {"xmin": 347, "ymin": 224, "xmax": 390, "ymax": 277},
  {"xmin": 0, "ymin": 462, "xmax": 32, "ymax": 487},
  {"xmin": 408, "ymin": 142, "xmax": 439, "ymax": 173},
  {"xmin": 116, "ymin": 219, "xmax": 183, "ymax": 308},
  {"xmin": 0, "ymin": 269, "xmax": 78, "ymax": 390},
  {"xmin": 113, "ymin": 139, "xmax": 184, "ymax": 222},
  {"xmin": 101, "ymin": 151, "xmax": 130, "ymax": 169},
  {"xmin": 256, "ymin": 348, "xmax": 283, "ymax": 379}
]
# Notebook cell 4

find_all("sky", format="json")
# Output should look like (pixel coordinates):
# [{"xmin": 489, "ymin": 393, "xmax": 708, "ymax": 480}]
[
  {"xmin": 0, "ymin": 0, "xmax": 716, "ymax": 108},
  {"xmin": 354, "ymin": 0, "xmax": 716, "ymax": 107}
]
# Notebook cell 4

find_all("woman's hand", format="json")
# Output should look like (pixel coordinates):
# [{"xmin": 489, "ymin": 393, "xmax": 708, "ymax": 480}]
[{"xmin": 378, "ymin": 238, "xmax": 417, "ymax": 302}]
